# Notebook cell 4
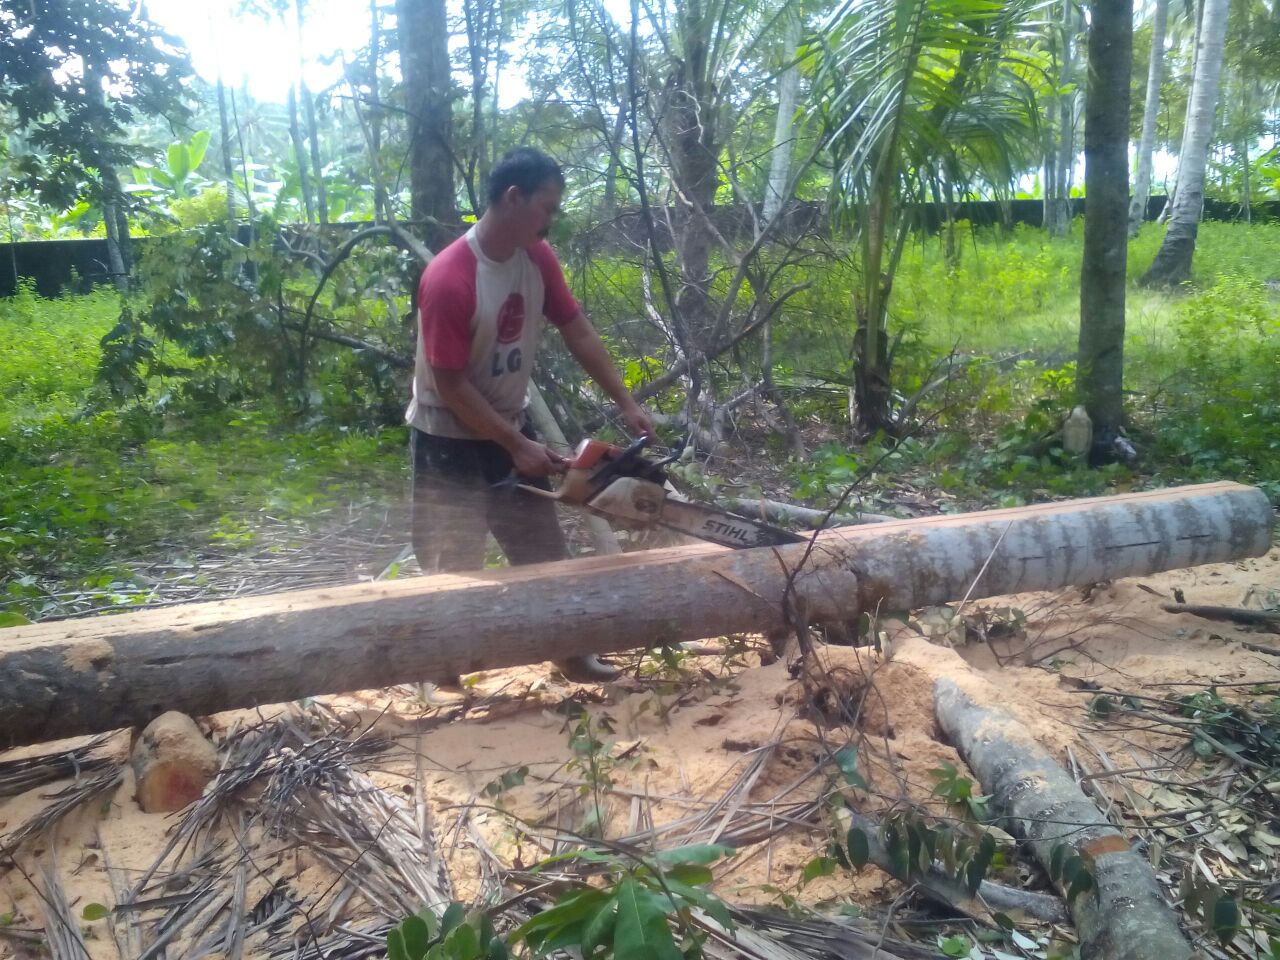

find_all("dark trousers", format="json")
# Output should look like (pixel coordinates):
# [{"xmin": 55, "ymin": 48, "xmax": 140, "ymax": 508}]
[{"xmin": 410, "ymin": 425, "xmax": 570, "ymax": 573}]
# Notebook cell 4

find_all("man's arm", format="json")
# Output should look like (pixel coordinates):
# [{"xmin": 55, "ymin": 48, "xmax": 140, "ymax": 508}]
[
  {"xmin": 432, "ymin": 367, "xmax": 567, "ymax": 476},
  {"xmin": 557, "ymin": 311, "xmax": 655, "ymax": 437}
]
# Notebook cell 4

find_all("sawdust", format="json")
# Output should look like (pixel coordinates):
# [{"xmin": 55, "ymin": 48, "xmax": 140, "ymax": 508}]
[{"xmin": 3, "ymin": 549, "xmax": 1278, "ymax": 957}]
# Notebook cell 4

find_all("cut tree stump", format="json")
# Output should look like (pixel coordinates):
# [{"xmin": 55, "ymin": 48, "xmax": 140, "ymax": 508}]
[
  {"xmin": 0, "ymin": 482, "xmax": 1270, "ymax": 749},
  {"xmin": 935, "ymin": 678, "xmax": 1193, "ymax": 960},
  {"xmin": 130, "ymin": 711, "xmax": 219, "ymax": 813}
]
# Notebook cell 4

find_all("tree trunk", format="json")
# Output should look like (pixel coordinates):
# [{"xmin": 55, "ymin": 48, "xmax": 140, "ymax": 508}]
[
  {"xmin": 369, "ymin": 0, "xmax": 388, "ymax": 224},
  {"xmin": 761, "ymin": 10, "xmax": 801, "ymax": 228},
  {"xmin": 216, "ymin": 74, "xmax": 237, "ymax": 221},
  {"xmin": 295, "ymin": 0, "xmax": 329, "ymax": 226},
  {"xmin": 1143, "ymin": 0, "xmax": 1229, "ymax": 287},
  {"xmin": 0, "ymin": 482, "xmax": 1268, "ymax": 748},
  {"xmin": 1077, "ymin": 0, "xmax": 1133, "ymax": 446},
  {"xmin": 1158, "ymin": 0, "xmax": 1206, "ymax": 225},
  {"xmin": 397, "ymin": 0, "xmax": 456, "ymax": 230},
  {"xmin": 935, "ymin": 679, "xmax": 1194, "ymax": 960},
  {"xmin": 1047, "ymin": 0, "xmax": 1077, "ymax": 238},
  {"xmin": 287, "ymin": 85, "xmax": 317, "ymax": 224},
  {"xmin": 1128, "ymin": 0, "xmax": 1169, "ymax": 236},
  {"xmin": 98, "ymin": 160, "xmax": 128, "ymax": 292},
  {"xmin": 664, "ymin": 6, "xmax": 722, "ymax": 357}
]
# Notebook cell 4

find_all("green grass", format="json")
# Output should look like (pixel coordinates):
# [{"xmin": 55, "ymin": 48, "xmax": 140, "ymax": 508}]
[
  {"xmin": 0, "ymin": 282, "xmax": 407, "ymax": 622},
  {"xmin": 4, "ymin": 221, "xmax": 1278, "ymax": 620}
]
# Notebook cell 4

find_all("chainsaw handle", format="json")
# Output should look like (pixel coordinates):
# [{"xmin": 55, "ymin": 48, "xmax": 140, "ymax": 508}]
[{"xmin": 588, "ymin": 435, "xmax": 653, "ymax": 490}]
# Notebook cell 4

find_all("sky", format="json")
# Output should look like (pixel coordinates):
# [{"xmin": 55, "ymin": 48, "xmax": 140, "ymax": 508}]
[{"xmin": 144, "ymin": 0, "xmax": 373, "ymax": 104}]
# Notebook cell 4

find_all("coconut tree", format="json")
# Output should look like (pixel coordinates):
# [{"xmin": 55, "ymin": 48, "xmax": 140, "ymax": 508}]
[
  {"xmin": 1140, "ymin": 0, "xmax": 1230, "ymax": 286},
  {"xmin": 1077, "ymin": 0, "xmax": 1133, "ymax": 449},
  {"xmin": 1129, "ymin": 0, "xmax": 1169, "ymax": 235},
  {"xmin": 812, "ymin": 0, "xmax": 1045, "ymax": 435}
]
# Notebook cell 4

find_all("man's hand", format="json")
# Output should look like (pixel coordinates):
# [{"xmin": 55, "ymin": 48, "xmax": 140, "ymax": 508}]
[
  {"xmin": 620, "ymin": 400, "xmax": 655, "ymax": 439},
  {"xmin": 510, "ymin": 434, "xmax": 569, "ymax": 478}
]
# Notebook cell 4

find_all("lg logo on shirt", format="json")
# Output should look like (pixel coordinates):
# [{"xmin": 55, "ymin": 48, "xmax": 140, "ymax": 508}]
[{"xmin": 492, "ymin": 294, "xmax": 525, "ymax": 376}]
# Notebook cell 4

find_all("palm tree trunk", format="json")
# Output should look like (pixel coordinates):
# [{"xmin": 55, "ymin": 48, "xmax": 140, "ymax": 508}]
[
  {"xmin": 287, "ymin": 85, "xmax": 316, "ymax": 223},
  {"xmin": 1077, "ymin": 0, "xmax": 1132, "ymax": 444},
  {"xmin": 397, "ymin": 0, "xmax": 456, "ymax": 232},
  {"xmin": 1128, "ymin": 0, "xmax": 1168, "ymax": 236},
  {"xmin": 762, "ymin": 10, "xmax": 801, "ymax": 227},
  {"xmin": 369, "ymin": 0, "xmax": 388, "ymax": 224},
  {"xmin": 1047, "ymin": 0, "xmax": 1076, "ymax": 237},
  {"xmin": 216, "ymin": 75, "xmax": 237, "ymax": 221},
  {"xmin": 1140, "ymin": 0, "xmax": 1230, "ymax": 287},
  {"xmin": 1158, "ymin": 0, "xmax": 1205, "ymax": 224}
]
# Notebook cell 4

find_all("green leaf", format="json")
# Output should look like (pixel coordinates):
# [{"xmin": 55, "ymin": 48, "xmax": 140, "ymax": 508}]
[
  {"xmin": 939, "ymin": 934, "xmax": 972, "ymax": 957},
  {"xmin": 1067, "ymin": 869, "xmax": 1094, "ymax": 903},
  {"xmin": 613, "ymin": 877, "xmax": 682, "ymax": 960},
  {"xmin": 665, "ymin": 864, "xmax": 714, "ymax": 888},
  {"xmin": 400, "ymin": 915, "xmax": 433, "ymax": 959},
  {"xmin": 801, "ymin": 856, "xmax": 837, "ymax": 886},
  {"xmin": 388, "ymin": 929, "xmax": 411, "ymax": 960},
  {"xmin": 188, "ymin": 130, "xmax": 211, "ymax": 170},
  {"xmin": 653, "ymin": 844, "xmax": 735, "ymax": 867},
  {"xmin": 441, "ymin": 902, "xmax": 466, "ymax": 937},
  {"xmin": 81, "ymin": 903, "xmax": 109, "ymax": 922},
  {"xmin": 1212, "ymin": 897, "xmax": 1240, "ymax": 945},
  {"xmin": 581, "ymin": 899, "xmax": 618, "ymax": 959},
  {"xmin": 0, "ymin": 612, "xmax": 31, "ymax": 628},
  {"xmin": 660, "ymin": 878, "xmax": 733, "ymax": 931},
  {"xmin": 512, "ymin": 889, "xmax": 609, "ymax": 947},
  {"xmin": 832, "ymin": 746, "xmax": 868, "ymax": 789},
  {"xmin": 445, "ymin": 920, "xmax": 479, "ymax": 960},
  {"xmin": 847, "ymin": 827, "xmax": 871, "ymax": 870}
]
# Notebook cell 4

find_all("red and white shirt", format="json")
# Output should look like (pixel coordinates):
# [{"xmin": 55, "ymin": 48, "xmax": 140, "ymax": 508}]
[{"xmin": 406, "ymin": 226, "xmax": 580, "ymax": 438}]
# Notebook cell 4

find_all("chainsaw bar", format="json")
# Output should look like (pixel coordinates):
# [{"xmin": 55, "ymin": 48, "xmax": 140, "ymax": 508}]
[{"xmin": 644, "ymin": 496, "xmax": 805, "ymax": 549}]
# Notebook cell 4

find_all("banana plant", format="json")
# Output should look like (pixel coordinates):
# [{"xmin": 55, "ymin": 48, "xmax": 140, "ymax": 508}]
[{"xmin": 127, "ymin": 131, "xmax": 212, "ymax": 201}]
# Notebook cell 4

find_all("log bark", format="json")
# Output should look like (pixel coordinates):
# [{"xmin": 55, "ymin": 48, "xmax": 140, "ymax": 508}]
[
  {"xmin": 0, "ymin": 482, "xmax": 1269, "ymax": 749},
  {"xmin": 935, "ymin": 679, "xmax": 1193, "ymax": 960}
]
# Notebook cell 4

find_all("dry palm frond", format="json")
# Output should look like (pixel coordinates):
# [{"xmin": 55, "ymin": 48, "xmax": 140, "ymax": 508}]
[
  {"xmin": 0, "ymin": 766, "xmax": 122, "ymax": 860},
  {"xmin": 37, "ymin": 856, "xmax": 92, "ymax": 960},
  {"xmin": 0, "ymin": 734, "xmax": 117, "ymax": 799},
  {"xmin": 730, "ymin": 906, "xmax": 941, "ymax": 960}
]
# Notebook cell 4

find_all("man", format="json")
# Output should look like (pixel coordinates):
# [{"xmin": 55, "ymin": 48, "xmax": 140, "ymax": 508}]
[{"xmin": 407, "ymin": 147, "xmax": 654, "ymax": 684}]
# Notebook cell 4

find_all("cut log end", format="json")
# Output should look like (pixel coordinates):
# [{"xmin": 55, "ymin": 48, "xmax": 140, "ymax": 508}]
[{"xmin": 130, "ymin": 711, "xmax": 218, "ymax": 814}]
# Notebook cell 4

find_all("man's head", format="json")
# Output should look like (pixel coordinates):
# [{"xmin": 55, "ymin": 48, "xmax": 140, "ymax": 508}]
[{"xmin": 486, "ymin": 148, "xmax": 565, "ymax": 246}]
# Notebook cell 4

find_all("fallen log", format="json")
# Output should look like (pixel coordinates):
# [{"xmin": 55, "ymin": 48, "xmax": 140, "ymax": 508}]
[
  {"xmin": 0, "ymin": 482, "xmax": 1269, "ymax": 748},
  {"xmin": 1161, "ymin": 602, "xmax": 1280, "ymax": 632},
  {"xmin": 935, "ymin": 678, "xmax": 1193, "ymax": 960}
]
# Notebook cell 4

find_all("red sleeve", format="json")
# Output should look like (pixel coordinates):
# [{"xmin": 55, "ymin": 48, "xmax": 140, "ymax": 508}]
[
  {"xmin": 528, "ymin": 240, "xmax": 580, "ymax": 327},
  {"xmin": 418, "ymin": 252, "xmax": 476, "ymax": 370}
]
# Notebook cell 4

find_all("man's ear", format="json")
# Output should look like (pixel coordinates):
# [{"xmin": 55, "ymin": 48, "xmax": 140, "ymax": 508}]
[{"xmin": 501, "ymin": 184, "xmax": 523, "ymax": 207}]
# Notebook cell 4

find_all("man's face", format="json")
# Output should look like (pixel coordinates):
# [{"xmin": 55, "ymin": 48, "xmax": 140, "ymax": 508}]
[{"xmin": 505, "ymin": 180, "xmax": 563, "ymax": 245}]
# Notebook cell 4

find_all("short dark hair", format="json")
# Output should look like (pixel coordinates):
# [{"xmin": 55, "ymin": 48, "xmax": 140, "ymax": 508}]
[{"xmin": 487, "ymin": 147, "xmax": 564, "ymax": 206}]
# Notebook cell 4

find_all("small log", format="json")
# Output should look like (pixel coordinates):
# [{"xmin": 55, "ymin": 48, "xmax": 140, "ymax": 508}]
[
  {"xmin": 0, "ymin": 482, "xmax": 1270, "ymax": 748},
  {"xmin": 1161, "ymin": 602, "xmax": 1280, "ymax": 633},
  {"xmin": 934, "ymin": 679, "xmax": 1193, "ymax": 960},
  {"xmin": 130, "ymin": 712, "xmax": 218, "ymax": 813}
]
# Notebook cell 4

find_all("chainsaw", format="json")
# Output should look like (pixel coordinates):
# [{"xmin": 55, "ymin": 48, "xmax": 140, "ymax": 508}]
[{"xmin": 520, "ymin": 436, "xmax": 804, "ymax": 550}]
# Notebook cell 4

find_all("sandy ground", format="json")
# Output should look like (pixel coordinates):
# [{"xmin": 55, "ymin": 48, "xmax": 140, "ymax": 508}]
[{"xmin": 2, "ymin": 547, "xmax": 1278, "ymax": 958}]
